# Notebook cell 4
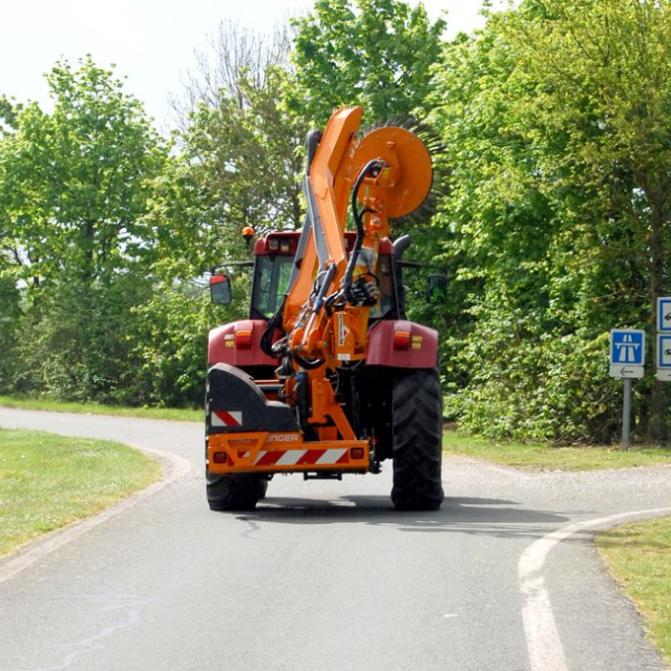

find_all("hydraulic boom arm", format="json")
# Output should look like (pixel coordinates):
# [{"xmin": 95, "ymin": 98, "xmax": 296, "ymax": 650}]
[{"xmin": 273, "ymin": 106, "xmax": 432, "ymax": 441}]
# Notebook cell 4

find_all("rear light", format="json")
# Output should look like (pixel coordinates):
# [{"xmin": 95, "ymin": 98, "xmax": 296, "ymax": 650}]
[
  {"xmin": 235, "ymin": 329, "xmax": 252, "ymax": 349},
  {"xmin": 393, "ymin": 329, "xmax": 411, "ymax": 350},
  {"xmin": 213, "ymin": 452, "xmax": 229, "ymax": 464},
  {"xmin": 351, "ymin": 447, "xmax": 365, "ymax": 460}
]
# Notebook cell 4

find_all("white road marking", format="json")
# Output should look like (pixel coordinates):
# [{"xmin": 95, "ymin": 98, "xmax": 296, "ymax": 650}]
[
  {"xmin": 0, "ymin": 444, "xmax": 191, "ymax": 585},
  {"xmin": 519, "ymin": 506, "xmax": 671, "ymax": 671}
]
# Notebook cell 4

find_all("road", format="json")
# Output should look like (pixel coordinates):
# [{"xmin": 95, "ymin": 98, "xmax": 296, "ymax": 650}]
[{"xmin": 0, "ymin": 407, "xmax": 669, "ymax": 671}]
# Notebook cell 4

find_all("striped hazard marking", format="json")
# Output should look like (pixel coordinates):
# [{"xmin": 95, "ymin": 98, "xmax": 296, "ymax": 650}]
[
  {"xmin": 254, "ymin": 448, "xmax": 349, "ymax": 467},
  {"xmin": 211, "ymin": 410, "xmax": 242, "ymax": 427}
]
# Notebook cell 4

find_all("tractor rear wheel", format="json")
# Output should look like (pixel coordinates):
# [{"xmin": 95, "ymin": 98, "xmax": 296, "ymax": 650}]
[
  {"xmin": 206, "ymin": 472, "xmax": 267, "ymax": 511},
  {"xmin": 391, "ymin": 368, "xmax": 444, "ymax": 511}
]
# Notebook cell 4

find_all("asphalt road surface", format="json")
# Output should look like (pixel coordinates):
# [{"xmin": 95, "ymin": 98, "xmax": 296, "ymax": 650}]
[{"xmin": 0, "ymin": 407, "xmax": 670, "ymax": 671}]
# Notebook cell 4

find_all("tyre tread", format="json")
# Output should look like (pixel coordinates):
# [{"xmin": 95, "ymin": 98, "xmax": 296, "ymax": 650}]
[
  {"xmin": 391, "ymin": 368, "xmax": 444, "ymax": 511},
  {"xmin": 207, "ymin": 474, "xmax": 267, "ymax": 512}
]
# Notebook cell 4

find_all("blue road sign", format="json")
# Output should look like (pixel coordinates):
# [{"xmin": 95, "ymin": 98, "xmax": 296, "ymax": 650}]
[
  {"xmin": 658, "ymin": 298, "xmax": 671, "ymax": 332},
  {"xmin": 657, "ymin": 334, "xmax": 671, "ymax": 369},
  {"xmin": 610, "ymin": 329, "xmax": 645, "ymax": 366}
]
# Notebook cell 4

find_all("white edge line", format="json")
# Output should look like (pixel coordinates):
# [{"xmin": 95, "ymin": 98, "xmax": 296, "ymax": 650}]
[
  {"xmin": 0, "ymin": 442, "xmax": 191, "ymax": 585},
  {"xmin": 519, "ymin": 506, "xmax": 671, "ymax": 671}
]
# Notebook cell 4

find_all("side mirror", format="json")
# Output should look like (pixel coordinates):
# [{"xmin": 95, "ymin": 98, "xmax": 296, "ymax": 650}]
[
  {"xmin": 427, "ymin": 274, "xmax": 448, "ymax": 304},
  {"xmin": 210, "ymin": 274, "xmax": 232, "ymax": 305}
]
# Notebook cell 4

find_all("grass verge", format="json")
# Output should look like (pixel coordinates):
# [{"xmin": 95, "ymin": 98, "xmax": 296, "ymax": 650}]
[
  {"xmin": 598, "ymin": 517, "xmax": 671, "ymax": 663},
  {"xmin": 443, "ymin": 430, "xmax": 671, "ymax": 471},
  {"xmin": 0, "ymin": 396, "xmax": 201, "ymax": 423},
  {"xmin": 0, "ymin": 428, "xmax": 161, "ymax": 557}
]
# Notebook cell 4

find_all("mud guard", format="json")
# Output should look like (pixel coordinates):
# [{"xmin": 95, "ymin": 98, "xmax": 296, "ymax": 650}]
[{"xmin": 206, "ymin": 363, "xmax": 298, "ymax": 435}]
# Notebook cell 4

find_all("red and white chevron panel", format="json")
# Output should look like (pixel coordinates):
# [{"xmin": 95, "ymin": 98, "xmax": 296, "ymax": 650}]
[
  {"xmin": 211, "ymin": 410, "xmax": 242, "ymax": 427},
  {"xmin": 253, "ymin": 448, "xmax": 350, "ymax": 467}
]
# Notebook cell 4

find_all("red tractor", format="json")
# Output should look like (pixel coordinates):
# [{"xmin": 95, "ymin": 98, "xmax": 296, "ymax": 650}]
[{"xmin": 206, "ymin": 107, "xmax": 443, "ymax": 511}]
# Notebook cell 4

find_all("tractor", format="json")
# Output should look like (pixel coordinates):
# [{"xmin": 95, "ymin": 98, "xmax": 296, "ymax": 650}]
[{"xmin": 205, "ymin": 106, "xmax": 443, "ymax": 511}]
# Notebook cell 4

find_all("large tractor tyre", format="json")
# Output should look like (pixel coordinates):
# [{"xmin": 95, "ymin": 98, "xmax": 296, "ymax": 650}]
[
  {"xmin": 206, "ymin": 472, "xmax": 268, "ymax": 512},
  {"xmin": 391, "ymin": 368, "xmax": 444, "ymax": 511}
]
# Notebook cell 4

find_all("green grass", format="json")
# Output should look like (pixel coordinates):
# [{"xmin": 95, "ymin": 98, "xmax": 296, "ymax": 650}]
[
  {"xmin": 443, "ymin": 430, "xmax": 671, "ymax": 471},
  {"xmin": 598, "ymin": 517, "xmax": 671, "ymax": 663},
  {"xmin": 0, "ymin": 428, "xmax": 161, "ymax": 557},
  {"xmin": 0, "ymin": 396, "xmax": 201, "ymax": 422}
]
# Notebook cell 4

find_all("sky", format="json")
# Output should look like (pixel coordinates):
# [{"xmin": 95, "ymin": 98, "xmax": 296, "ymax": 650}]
[{"xmin": 0, "ymin": 1, "xmax": 495, "ymax": 130}]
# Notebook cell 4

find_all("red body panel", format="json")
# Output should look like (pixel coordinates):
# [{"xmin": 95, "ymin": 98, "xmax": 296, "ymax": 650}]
[
  {"xmin": 208, "ymin": 320, "xmax": 278, "ymax": 367},
  {"xmin": 365, "ymin": 320, "xmax": 438, "ymax": 368},
  {"xmin": 210, "ymin": 318, "xmax": 437, "ymax": 369}
]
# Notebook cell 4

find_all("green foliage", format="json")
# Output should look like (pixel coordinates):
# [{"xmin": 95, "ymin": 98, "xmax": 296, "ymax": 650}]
[
  {"xmin": 10, "ymin": 274, "xmax": 155, "ymax": 403},
  {"xmin": 289, "ymin": 0, "xmax": 445, "ymax": 125},
  {"xmin": 429, "ymin": 0, "xmax": 671, "ymax": 442},
  {"xmin": 182, "ymin": 66, "xmax": 306, "ymax": 251},
  {"xmin": 129, "ymin": 280, "xmax": 247, "ymax": 406},
  {"xmin": 0, "ymin": 275, "xmax": 20, "ymax": 389},
  {"xmin": 0, "ymin": 95, "xmax": 20, "ymax": 134},
  {"xmin": 0, "ymin": 36, "xmax": 294, "ymax": 410},
  {"xmin": 0, "ymin": 57, "xmax": 169, "ymax": 403},
  {"xmin": 0, "ymin": 57, "xmax": 166, "ymax": 284}
]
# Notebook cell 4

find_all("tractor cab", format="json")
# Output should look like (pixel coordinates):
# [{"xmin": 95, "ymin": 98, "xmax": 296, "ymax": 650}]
[{"xmin": 212, "ymin": 230, "xmax": 401, "ymax": 322}]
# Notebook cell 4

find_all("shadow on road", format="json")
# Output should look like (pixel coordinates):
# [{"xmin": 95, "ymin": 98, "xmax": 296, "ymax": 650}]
[{"xmin": 233, "ymin": 495, "xmax": 570, "ymax": 540}]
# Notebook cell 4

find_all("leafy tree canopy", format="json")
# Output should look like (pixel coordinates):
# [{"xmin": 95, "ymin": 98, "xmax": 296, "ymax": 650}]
[{"xmin": 289, "ymin": 0, "xmax": 445, "ymax": 125}]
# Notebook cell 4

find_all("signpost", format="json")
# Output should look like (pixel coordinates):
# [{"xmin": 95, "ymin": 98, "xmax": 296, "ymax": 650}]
[
  {"xmin": 657, "ymin": 297, "xmax": 671, "ymax": 332},
  {"xmin": 656, "ymin": 298, "xmax": 671, "ymax": 381},
  {"xmin": 657, "ymin": 334, "xmax": 671, "ymax": 381},
  {"xmin": 608, "ymin": 300, "xmax": 671, "ymax": 446},
  {"xmin": 609, "ymin": 329, "xmax": 645, "ymax": 449}
]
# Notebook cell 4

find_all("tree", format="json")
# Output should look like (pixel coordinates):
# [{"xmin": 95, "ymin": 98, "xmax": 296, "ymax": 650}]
[
  {"xmin": 0, "ymin": 57, "xmax": 166, "ymax": 286},
  {"xmin": 0, "ymin": 57, "xmax": 168, "ymax": 402},
  {"xmin": 171, "ymin": 22, "xmax": 306, "ymax": 275},
  {"xmin": 183, "ymin": 67, "xmax": 306, "ymax": 242},
  {"xmin": 502, "ymin": 0, "xmax": 671, "ymax": 441},
  {"xmin": 428, "ymin": 0, "xmax": 671, "ymax": 442},
  {"xmin": 289, "ymin": 0, "xmax": 445, "ymax": 126},
  {"xmin": 174, "ymin": 20, "xmax": 293, "ymax": 119}
]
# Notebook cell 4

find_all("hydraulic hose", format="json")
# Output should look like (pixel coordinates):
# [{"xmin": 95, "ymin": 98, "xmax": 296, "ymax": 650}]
[
  {"xmin": 341, "ymin": 159, "xmax": 385, "ymax": 294},
  {"xmin": 260, "ymin": 295, "xmax": 287, "ymax": 358}
]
